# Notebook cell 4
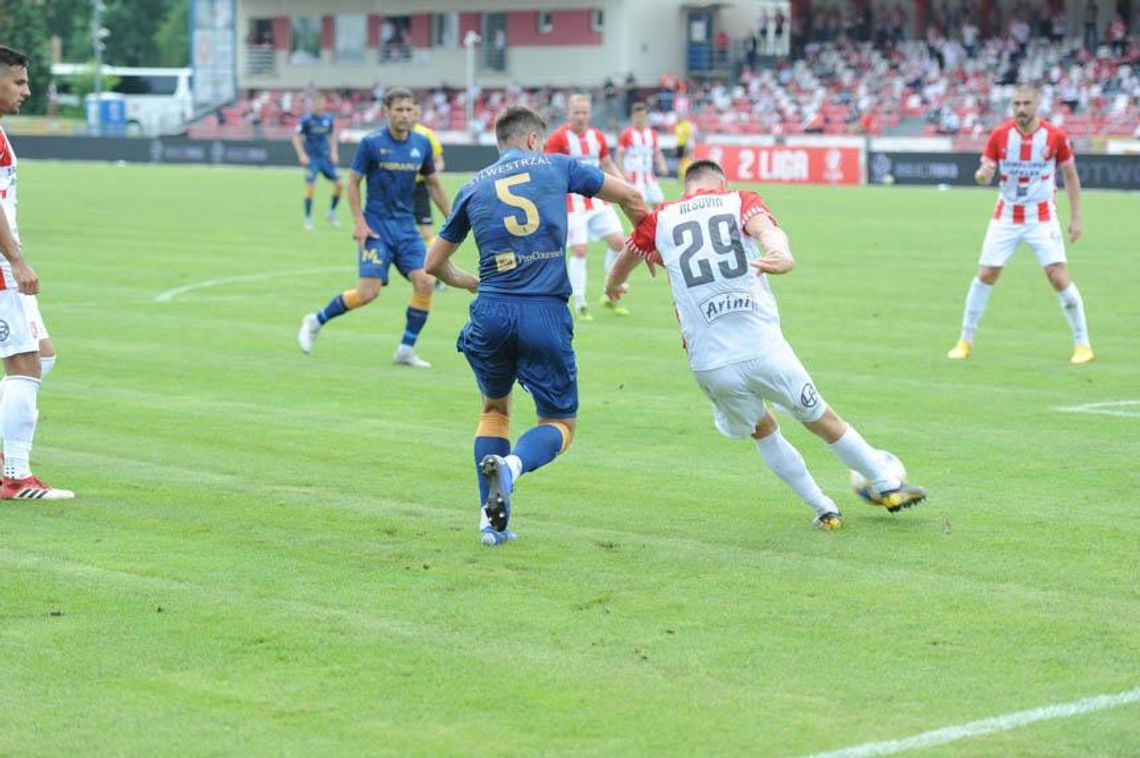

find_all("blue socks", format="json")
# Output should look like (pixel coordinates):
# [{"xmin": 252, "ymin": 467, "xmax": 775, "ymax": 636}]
[
  {"xmin": 474, "ymin": 436, "xmax": 511, "ymax": 504},
  {"xmin": 304, "ymin": 197, "xmax": 313, "ymax": 218},
  {"xmin": 512, "ymin": 425, "xmax": 563, "ymax": 474},
  {"xmin": 317, "ymin": 294, "xmax": 349, "ymax": 324},
  {"xmin": 402, "ymin": 307, "xmax": 429, "ymax": 347}
]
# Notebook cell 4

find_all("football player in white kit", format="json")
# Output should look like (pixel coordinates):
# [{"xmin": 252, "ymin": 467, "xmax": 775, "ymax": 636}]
[
  {"xmin": 947, "ymin": 84, "xmax": 1093, "ymax": 364},
  {"xmin": 544, "ymin": 94, "xmax": 630, "ymax": 320},
  {"xmin": 616, "ymin": 102, "xmax": 668, "ymax": 208},
  {"xmin": 0, "ymin": 46, "xmax": 72, "ymax": 500},
  {"xmin": 605, "ymin": 160, "xmax": 925, "ymax": 528}
]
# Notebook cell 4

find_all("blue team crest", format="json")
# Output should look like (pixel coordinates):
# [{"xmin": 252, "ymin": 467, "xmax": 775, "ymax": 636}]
[{"xmin": 410, "ymin": 147, "xmax": 422, "ymax": 158}]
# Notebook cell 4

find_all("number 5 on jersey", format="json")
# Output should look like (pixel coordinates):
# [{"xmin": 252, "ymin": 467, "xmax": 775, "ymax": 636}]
[{"xmin": 495, "ymin": 174, "xmax": 540, "ymax": 237}]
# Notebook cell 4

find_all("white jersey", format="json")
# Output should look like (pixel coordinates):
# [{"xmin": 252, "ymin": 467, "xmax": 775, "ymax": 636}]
[
  {"xmin": 618, "ymin": 126, "xmax": 659, "ymax": 185},
  {"xmin": 981, "ymin": 118, "xmax": 1074, "ymax": 225},
  {"xmin": 0, "ymin": 126, "xmax": 21, "ymax": 290},
  {"xmin": 626, "ymin": 189, "xmax": 784, "ymax": 371}
]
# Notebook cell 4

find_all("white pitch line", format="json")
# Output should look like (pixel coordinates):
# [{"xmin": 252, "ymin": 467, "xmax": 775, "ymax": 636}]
[
  {"xmin": 1054, "ymin": 400, "xmax": 1140, "ymax": 419},
  {"xmin": 154, "ymin": 266, "xmax": 344, "ymax": 303},
  {"xmin": 800, "ymin": 686, "xmax": 1140, "ymax": 758}
]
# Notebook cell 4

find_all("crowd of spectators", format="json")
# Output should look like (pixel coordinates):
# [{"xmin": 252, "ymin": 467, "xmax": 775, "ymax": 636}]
[{"xmin": 192, "ymin": 7, "xmax": 1137, "ymax": 147}]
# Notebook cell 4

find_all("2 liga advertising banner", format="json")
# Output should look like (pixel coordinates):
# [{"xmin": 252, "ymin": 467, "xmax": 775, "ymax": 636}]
[{"xmin": 693, "ymin": 144, "xmax": 864, "ymax": 186}]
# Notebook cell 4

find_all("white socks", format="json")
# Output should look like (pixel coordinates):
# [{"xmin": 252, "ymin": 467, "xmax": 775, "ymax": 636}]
[
  {"xmin": 1, "ymin": 374, "xmax": 40, "ymax": 480},
  {"xmin": 828, "ymin": 425, "xmax": 900, "ymax": 492},
  {"xmin": 755, "ymin": 430, "xmax": 836, "ymax": 516},
  {"xmin": 959, "ymin": 277, "xmax": 992, "ymax": 343},
  {"xmin": 1057, "ymin": 283, "xmax": 1090, "ymax": 346},
  {"xmin": 568, "ymin": 256, "xmax": 588, "ymax": 308},
  {"xmin": 604, "ymin": 247, "xmax": 620, "ymax": 279}
]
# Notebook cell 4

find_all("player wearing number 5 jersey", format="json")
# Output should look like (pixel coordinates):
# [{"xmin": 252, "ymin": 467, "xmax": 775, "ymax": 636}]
[
  {"xmin": 947, "ymin": 84, "xmax": 1093, "ymax": 364},
  {"xmin": 426, "ymin": 106, "xmax": 646, "ymax": 546},
  {"xmin": 606, "ymin": 160, "xmax": 924, "ymax": 529}
]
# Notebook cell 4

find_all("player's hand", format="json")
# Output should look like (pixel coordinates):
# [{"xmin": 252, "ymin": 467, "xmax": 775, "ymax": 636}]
[
  {"xmin": 352, "ymin": 220, "xmax": 379, "ymax": 244},
  {"xmin": 751, "ymin": 252, "xmax": 793, "ymax": 275},
  {"xmin": 1068, "ymin": 217, "xmax": 1082, "ymax": 243},
  {"xmin": 299, "ymin": 155, "xmax": 310, "ymax": 167},
  {"xmin": 974, "ymin": 165, "xmax": 994, "ymax": 185},
  {"xmin": 11, "ymin": 258, "xmax": 38, "ymax": 295},
  {"xmin": 605, "ymin": 281, "xmax": 629, "ymax": 301}
]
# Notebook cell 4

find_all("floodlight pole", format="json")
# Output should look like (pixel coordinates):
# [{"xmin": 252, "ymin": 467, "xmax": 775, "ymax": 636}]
[
  {"xmin": 92, "ymin": 0, "xmax": 104, "ymax": 136},
  {"xmin": 464, "ymin": 30, "xmax": 481, "ymax": 143}
]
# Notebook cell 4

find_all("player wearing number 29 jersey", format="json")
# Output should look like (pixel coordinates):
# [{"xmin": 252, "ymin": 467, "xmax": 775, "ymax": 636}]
[
  {"xmin": 607, "ymin": 160, "xmax": 926, "ymax": 529},
  {"xmin": 426, "ymin": 106, "xmax": 646, "ymax": 546}
]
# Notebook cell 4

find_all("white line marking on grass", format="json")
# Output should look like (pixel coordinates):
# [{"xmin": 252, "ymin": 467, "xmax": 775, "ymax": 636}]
[
  {"xmin": 154, "ymin": 266, "xmax": 343, "ymax": 302},
  {"xmin": 1054, "ymin": 400, "xmax": 1140, "ymax": 418},
  {"xmin": 800, "ymin": 687, "xmax": 1140, "ymax": 757}
]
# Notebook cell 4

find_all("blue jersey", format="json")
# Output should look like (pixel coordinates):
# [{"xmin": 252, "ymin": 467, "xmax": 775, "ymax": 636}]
[
  {"xmin": 439, "ymin": 148, "xmax": 605, "ymax": 299},
  {"xmin": 350, "ymin": 127, "xmax": 436, "ymax": 223},
  {"xmin": 296, "ymin": 112, "xmax": 335, "ymax": 158}
]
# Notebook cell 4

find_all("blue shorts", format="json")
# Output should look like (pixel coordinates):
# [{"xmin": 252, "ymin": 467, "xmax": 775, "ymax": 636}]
[
  {"xmin": 457, "ymin": 294, "xmax": 578, "ymax": 419},
  {"xmin": 358, "ymin": 219, "xmax": 427, "ymax": 284},
  {"xmin": 305, "ymin": 156, "xmax": 340, "ymax": 183}
]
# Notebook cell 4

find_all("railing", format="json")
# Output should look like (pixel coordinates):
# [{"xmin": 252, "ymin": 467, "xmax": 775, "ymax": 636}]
[{"xmin": 245, "ymin": 45, "xmax": 275, "ymax": 76}]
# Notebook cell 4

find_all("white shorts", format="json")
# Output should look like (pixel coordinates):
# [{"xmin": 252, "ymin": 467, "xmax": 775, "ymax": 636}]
[
  {"xmin": 979, "ymin": 219, "xmax": 1067, "ymax": 268},
  {"xmin": 634, "ymin": 178, "xmax": 665, "ymax": 206},
  {"xmin": 0, "ymin": 290, "xmax": 39, "ymax": 358},
  {"xmin": 23, "ymin": 294, "xmax": 48, "ymax": 342},
  {"xmin": 567, "ymin": 205, "xmax": 624, "ymax": 248},
  {"xmin": 692, "ymin": 340, "xmax": 827, "ymax": 439}
]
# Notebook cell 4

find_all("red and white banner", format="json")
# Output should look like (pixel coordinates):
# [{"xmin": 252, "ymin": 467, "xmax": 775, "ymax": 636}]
[{"xmin": 693, "ymin": 144, "xmax": 864, "ymax": 185}]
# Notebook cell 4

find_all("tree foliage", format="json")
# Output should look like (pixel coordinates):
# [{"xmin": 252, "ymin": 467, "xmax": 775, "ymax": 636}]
[{"xmin": 0, "ymin": 1, "xmax": 53, "ymax": 113}]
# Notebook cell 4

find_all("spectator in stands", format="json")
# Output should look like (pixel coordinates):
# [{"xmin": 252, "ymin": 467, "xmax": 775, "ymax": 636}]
[
  {"xmin": 962, "ymin": 17, "xmax": 980, "ymax": 58},
  {"xmin": 745, "ymin": 31, "xmax": 759, "ymax": 71},
  {"xmin": 1051, "ymin": 9, "xmax": 1068, "ymax": 44},
  {"xmin": 1107, "ymin": 15, "xmax": 1128, "ymax": 57}
]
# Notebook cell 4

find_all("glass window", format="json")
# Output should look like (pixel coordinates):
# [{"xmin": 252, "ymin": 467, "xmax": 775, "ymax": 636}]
[
  {"xmin": 116, "ymin": 75, "xmax": 178, "ymax": 95},
  {"xmin": 335, "ymin": 14, "xmax": 366, "ymax": 62},
  {"xmin": 591, "ymin": 9, "xmax": 604, "ymax": 32},
  {"xmin": 290, "ymin": 15, "xmax": 321, "ymax": 65},
  {"xmin": 380, "ymin": 16, "xmax": 412, "ymax": 62},
  {"xmin": 433, "ymin": 13, "xmax": 459, "ymax": 48},
  {"xmin": 538, "ymin": 11, "xmax": 553, "ymax": 34}
]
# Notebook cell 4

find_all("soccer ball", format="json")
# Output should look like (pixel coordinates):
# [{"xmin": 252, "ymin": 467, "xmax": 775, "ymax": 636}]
[{"xmin": 849, "ymin": 451, "xmax": 906, "ymax": 503}]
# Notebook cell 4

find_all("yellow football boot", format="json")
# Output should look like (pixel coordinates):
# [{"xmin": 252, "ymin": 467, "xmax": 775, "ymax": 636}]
[
  {"xmin": 946, "ymin": 340, "xmax": 972, "ymax": 360},
  {"xmin": 1070, "ymin": 344, "xmax": 1095, "ymax": 365}
]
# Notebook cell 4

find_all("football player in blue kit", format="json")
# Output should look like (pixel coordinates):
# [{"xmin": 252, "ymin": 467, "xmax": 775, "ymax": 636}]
[
  {"xmin": 425, "ymin": 106, "xmax": 646, "ymax": 545},
  {"xmin": 298, "ymin": 88, "xmax": 451, "ymax": 367},
  {"xmin": 291, "ymin": 93, "xmax": 342, "ymax": 231}
]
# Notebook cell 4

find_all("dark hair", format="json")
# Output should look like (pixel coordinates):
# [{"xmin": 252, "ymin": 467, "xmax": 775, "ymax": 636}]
[
  {"xmin": 0, "ymin": 46, "xmax": 29, "ymax": 69},
  {"xmin": 684, "ymin": 159, "xmax": 726, "ymax": 186},
  {"xmin": 384, "ymin": 86, "xmax": 415, "ymax": 107},
  {"xmin": 495, "ymin": 106, "xmax": 546, "ymax": 146},
  {"xmin": 630, "ymin": 102, "xmax": 649, "ymax": 115}
]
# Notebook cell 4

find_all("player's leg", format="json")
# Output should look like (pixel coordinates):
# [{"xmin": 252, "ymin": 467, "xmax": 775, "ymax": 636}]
[
  {"xmin": 458, "ymin": 296, "xmax": 519, "ymax": 544},
  {"xmin": 567, "ymin": 213, "xmax": 591, "ymax": 319},
  {"xmin": 1029, "ymin": 221, "xmax": 1093, "ymax": 363},
  {"xmin": 302, "ymin": 165, "xmax": 318, "ymax": 230},
  {"xmin": 763, "ymin": 340, "xmax": 925, "ymax": 512},
  {"xmin": 593, "ymin": 207, "xmax": 630, "ymax": 315},
  {"xmin": 298, "ymin": 237, "xmax": 388, "ymax": 354},
  {"xmin": 750, "ymin": 408, "xmax": 842, "ymax": 529},
  {"xmin": 392, "ymin": 227, "xmax": 435, "ymax": 367},
  {"xmin": 948, "ymin": 220, "xmax": 1017, "ymax": 359},
  {"xmin": 325, "ymin": 163, "xmax": 343, "ymax": 228},
  {"xmin": 0, "ymin": 292, "xmax": 72, "ymax": 499}
]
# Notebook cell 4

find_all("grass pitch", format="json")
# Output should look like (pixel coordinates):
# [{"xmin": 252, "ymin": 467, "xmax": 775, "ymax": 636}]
[{"xmin": 1, "ymin": 162, "xmax": 1138, "ymax": 756}]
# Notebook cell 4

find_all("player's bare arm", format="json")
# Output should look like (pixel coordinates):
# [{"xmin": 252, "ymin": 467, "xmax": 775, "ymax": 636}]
[
  {"xmin": 1061, "ymin": 161, "xmax": 1082, "ymax": 242},
  {"xmin": 347, "ymin": 170, "xmax": 377, "ymax": 243},
  {"xmin": 425, "ymin": 173, "xmax": 452, "ymax": 218},
  {"xmin": 596, "ymin": 174, "xmax": 647, "ymax": 226},
  {"xmin": 329, "ymin": 127, "xmax": 339, "ymax": 165},
  {"xmin": 0, "ymin": 205, "xmax": 37, "ymax": 295},
  {"xmin": 435, "ymin": 151, "xmax": 446, "ymax": 173},
  {"xmin": 604, "ymin": 248, "xmax": 643, "ymax": 301},
  {"xmin": 291, "ymin": 132, "xmax": 309, "ymax": 166},
  {"xmin": 746, "ymin": 212, "xmax": 795, "ymax": 275},
  {"xmin": 425, "ymin": 238, "xmax": 478, "ymax": 293},
  {"xmin": 614, "ymin": 147, "xmax": 626, "ymax": 176},
  {"xmin": 975, "ymin": 159, "xmax": 996, "ymax": 185},
  {"xmin": 654, "ymin": 145, "xmax": 668, "ymax": 176}
]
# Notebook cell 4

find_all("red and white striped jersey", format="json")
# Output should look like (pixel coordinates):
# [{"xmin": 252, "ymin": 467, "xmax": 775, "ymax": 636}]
[
  {"xmin": 626, "ymin": 189, "xmax": 785, "ymax": 371},
  {"xmin": 545, "ymin": 124, "xmax": 611, "ymax": 213},
  {"xmin": 982, "ymin": 118, "xmax": 1074, "ymax": 224},
  {"xmin": 0, "ymin": 126, "xmax": 18, "ymax": 245},
  {"xmin": 618, "ymin": 126, "xmax": 659, "ymax": 185}
]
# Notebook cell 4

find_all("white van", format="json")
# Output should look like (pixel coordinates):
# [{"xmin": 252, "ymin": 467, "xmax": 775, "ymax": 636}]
[{"xmin": 52, "ymin": 64, "xmax": 194, "ymax": 136}]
